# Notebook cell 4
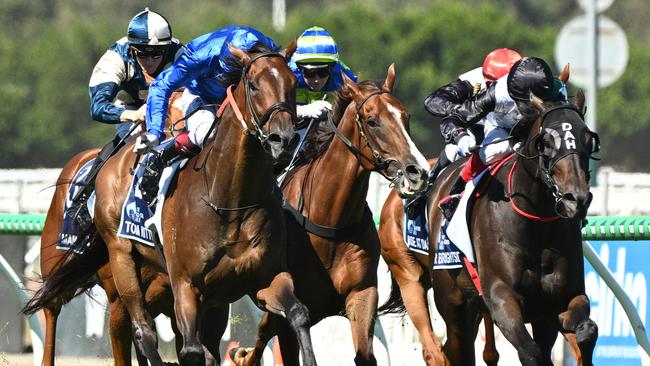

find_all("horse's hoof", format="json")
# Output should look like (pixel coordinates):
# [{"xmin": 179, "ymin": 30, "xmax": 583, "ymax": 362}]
[{"xmin": 229, "ymin": 346, "xmax": 253, "ymax": 365}]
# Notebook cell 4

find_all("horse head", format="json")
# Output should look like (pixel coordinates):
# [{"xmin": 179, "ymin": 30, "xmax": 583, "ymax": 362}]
[
  {"xmin": 227, "ymin": 40, "xmax": 299, "ymax": 166},
  {"xmin": 336, "ymin": 63, "xmax": 429, "ymax": 198},
  {"xmin": 518, "ymin": 87, "xmax": 599, "ymax": 220}
]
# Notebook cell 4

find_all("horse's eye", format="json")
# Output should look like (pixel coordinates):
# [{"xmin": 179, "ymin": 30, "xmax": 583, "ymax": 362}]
[
  {"xmin": 248, "ymin": 81, "xmax": 259, "ymax": 92},
  {"xmin": 367, "ymin": 118, "xmax": 378, "ymax": 127}
]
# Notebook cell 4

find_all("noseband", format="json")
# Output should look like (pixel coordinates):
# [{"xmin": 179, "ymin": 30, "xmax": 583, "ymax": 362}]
[
  {"xmin": 327, "ymin": 89, "xmax": 403, "ymax": 182},
  {"xmin": 218, "ymin": 52, "xmax": 296, "ymax": 147}
]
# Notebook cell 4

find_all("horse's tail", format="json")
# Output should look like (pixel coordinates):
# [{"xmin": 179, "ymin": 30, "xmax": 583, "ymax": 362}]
[
  {"xmin": 22, "ymin": 231, "xmax": 107, "ymax": 315},
  {"xmin": 377, "ymin": 274, "xmax": 406, "ymax": 315}
]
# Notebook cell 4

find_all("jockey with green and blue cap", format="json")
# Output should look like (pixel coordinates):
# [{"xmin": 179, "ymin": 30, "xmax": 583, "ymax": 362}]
[
  {"xmin": 66, "ymin": 8, "xmax": 183, "ymax": 227},
  {"xmin": 289, "ymin": 26, "xmax": 357, "ymax": 122},
  {"xmin": 134, "ymin": 26, "xmax": 278, "ymax": 201}
]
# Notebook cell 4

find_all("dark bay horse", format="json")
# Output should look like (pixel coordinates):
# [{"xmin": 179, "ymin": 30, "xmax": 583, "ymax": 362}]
[
  {"xmin": 32, "ymin": 92, "xmax": 189, "ymax": 366},
  {"xmin": 232, "ymin": 64, "xmax": 430, "ymax": 366},
  {"xmin": 90, "ymin": 42, "xmax": 317, "ymax": 366},
  {"xmin": 425, "ymin": 90, "xmax": 599, "ymax": 365}
]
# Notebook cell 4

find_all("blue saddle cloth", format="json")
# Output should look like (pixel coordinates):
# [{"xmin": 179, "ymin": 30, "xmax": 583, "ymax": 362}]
[{"xmin": 403, "ymin": 198, "xmax": 463, "ymax": 269}]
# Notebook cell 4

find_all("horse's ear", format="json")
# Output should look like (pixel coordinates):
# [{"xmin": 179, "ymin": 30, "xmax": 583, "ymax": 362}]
[
  {"xmin": 576, "ymin": 89, "xmax": 587, "ymax": 116},
  {"xmin": 227, "ymin": 42, "xmax": 250, "ymax": 65},
  {"xmin": 341, "ymin": 71, "xmax": 361, "ymax": 99},
  {"xmin": 383, "ymin": 63, "xmax": 396, "ymax": 92},
  {"xmin": 281, "ymin": 39, "xmax": 297, "ymax": 61},
  {"xmin": 529, "ymin": 91, "xmax": 546, "ymax": 111},
  {"xmin": 559, "ymin": 63, "xmax": 570, "ymax": 83}
]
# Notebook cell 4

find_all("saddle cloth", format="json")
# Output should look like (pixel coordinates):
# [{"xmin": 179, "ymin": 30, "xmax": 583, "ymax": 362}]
[
  {"xmin": 445, "ymin": 170, "xmax": 488, "ymax": 264},
  {"xmin": 117, "ymin": 141, "xmax": 185, "ymax": 247},
  {"xmin": 403, "ymin": 198, "xmax": 463, "ymax": 269}
]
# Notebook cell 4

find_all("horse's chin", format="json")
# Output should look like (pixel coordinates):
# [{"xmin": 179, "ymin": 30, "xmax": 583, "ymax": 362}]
[
  {"xmin": 271, "ymin": 150, "xmax": 293, "ymax": 170},
  {"xmin": 557, "ymin": 200, "xmax": 589, "ymax": 220},
  {"xmin": 395, "ymin": 176, "xmax": 427, "ymax": 199}
]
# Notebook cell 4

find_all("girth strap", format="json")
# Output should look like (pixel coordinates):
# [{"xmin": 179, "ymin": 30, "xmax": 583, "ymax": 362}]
[{"xmin": 282, "ymin": 200, "xmax": 374, "ymax": 240}]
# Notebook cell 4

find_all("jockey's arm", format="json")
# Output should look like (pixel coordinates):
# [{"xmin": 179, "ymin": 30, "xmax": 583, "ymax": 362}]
[
  {"xmin": 424, "ymin": 78, "xmax": 475, "ymax": 117},
  {"xmin": 88, "ymin": 49, "xmax": 128, "ymax": 124},
  {"xmin": 448, "ymin": 81, "xmax": 497, "ymax": 125},
  {"xmin": 146, "ymin": 49, "xmax": 209, "ymax": 140}
]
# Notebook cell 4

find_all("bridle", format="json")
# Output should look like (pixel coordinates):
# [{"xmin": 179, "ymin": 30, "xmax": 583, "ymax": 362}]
[
  {"xmin": 217, "ymin": 52, "xmax": 297, "ymax": 148},
  {"xmin": 326, "ymin": 89, "xmax": 403, "ymax": 182},
  {"xmin": 513, "ymin": 104, "xmax": 599, "ymax": 218}
]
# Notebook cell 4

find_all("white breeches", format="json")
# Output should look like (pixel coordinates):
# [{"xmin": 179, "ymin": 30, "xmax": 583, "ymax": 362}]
[
  {"xmin": 174, "ymin": 89, "xmax": 217, "ymax": 146},
  {"xmin": 479, "ymin": 124, "xmax": 512, "ymax": 165}
]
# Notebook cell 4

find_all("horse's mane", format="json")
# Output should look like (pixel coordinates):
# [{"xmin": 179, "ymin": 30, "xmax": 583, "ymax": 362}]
[
  {"xmin": 218, "ymin": 41, "xmax": 281, "ymax": 86},
  {"xmin": 298, "ymin": 80, "xmax": 384, "ymax": 164}
]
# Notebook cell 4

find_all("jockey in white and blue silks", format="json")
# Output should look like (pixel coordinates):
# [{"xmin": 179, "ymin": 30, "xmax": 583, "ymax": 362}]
[
  {"xmin": 66, "ymin": 8, "xmax": 183, "ymax": 227},
  {"xmin": 133, "ymin": 26, "xmax": 278, "ymax": 201}
]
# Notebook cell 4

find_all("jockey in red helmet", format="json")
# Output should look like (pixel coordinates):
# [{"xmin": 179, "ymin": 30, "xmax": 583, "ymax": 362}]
[{"xmin": 435, "ymin": 56, "xmax": 568, "ymax": 220}]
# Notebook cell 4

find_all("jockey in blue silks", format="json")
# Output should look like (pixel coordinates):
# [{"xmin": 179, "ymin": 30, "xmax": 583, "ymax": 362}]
[
  {"xmin": 66, "ymin": 8, "xmax": 183, "ymax": 227},
  {"xmin": 134, "ymin": 26, "xmax": 278, "ymax": 201}
]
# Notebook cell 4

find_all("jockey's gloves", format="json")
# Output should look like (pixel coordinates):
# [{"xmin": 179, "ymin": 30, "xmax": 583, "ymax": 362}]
[
  {"xmin": 297, "ymin": 100, "xmax": 332, "ymax": 119},
  {"xmin": 134, "ymin": 133, "xmax": 160, "ymax": 155},
  {"xmin": 120, "ymin": 104, "xmax": 147, "ymax": 123},
  {"xmin": 456, "ymin": 134, "xmax": 477, "ymax": 157}
]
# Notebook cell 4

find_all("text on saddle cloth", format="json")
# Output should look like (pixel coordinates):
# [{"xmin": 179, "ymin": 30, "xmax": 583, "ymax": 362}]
[
  {"xmin": 403, "ymin": 198, "xmax": 463, "ymax": 269},
  {"xmin": 117, "ymin": 139, "xmax": 185, "ymax": 247},
  {"xmin": 58, "ymin": 158, "xmax": 96, "ymax": 254}
]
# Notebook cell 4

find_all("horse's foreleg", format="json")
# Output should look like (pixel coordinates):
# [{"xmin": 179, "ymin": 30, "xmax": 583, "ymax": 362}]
[
  {"xmin": 256, "ymin": 271, "xmax": 316, "ymax": 366},
  {"xmin": 172, "ymin": 279, "xmax": 205, "ymax": 366},
  {"xmin": 485, "ymin": 283, "xmax": 541, "ymax": 366},
  {"xmin": 230, "ymin": 311, "xmax": 281, "ymax": 366},
  {"xmin": 199, "ymin": 305, "xmax": 229, "ymax": 366},
  {"xmin": 481, "ymin": 311, "xmax": 499, "ymax": 366},
  {"xmin": 344, "ymin": 287, "xmax": 378, "ymax": 366},
  {"xmin": 558, "ymin": 294, "xmax": 598, "ymax": 366},
  {"xmin": 106, "ymin": 242, "xmax": 163, "ymax": 366},
  {"xmin": 531, "ymin": 319, "xmax": 560, "ymax": 366},
  {"xmin": 390, "ymin": 265, "xmax": 446, "ymax": 366},
  {"xmin": 107, "ymin": 296, "xmax": 136, "ymax": 366},
  {"xmin": 41, "ymin": 304, "xmax": 60, "ymax": 366}
]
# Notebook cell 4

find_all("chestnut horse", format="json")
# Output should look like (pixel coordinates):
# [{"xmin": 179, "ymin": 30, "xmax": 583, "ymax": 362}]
[
  {"xmin": 31, "ymin": 91, "xmax": 197, "ymax": 366},
  {"xmin": 378, "ymin": 158, "xmax": 499, "ymax": 366},
  {"xmin": 90, "ymin": 42, "xmax": 316, "ymax": 366},
  {"xmin": 232, "ymin": 64, "xmax": 430, "ymax": 366},
  {"xmin": 423, "ymin": 90, "xmax": 600, "ymax": 365}
]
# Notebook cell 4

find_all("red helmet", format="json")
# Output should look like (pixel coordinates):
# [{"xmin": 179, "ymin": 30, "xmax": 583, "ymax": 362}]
[{"xmin": 482, "ymin": 48, "xmax": 522, "ymax": 82}]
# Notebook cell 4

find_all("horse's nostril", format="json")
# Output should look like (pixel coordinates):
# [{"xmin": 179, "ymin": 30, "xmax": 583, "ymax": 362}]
[
  {"xmin": 563, "ymin": 192, "xmax": 576, "ymax": 202},
  {"xmin": 267, "ymin": 133, "xmax": 282, "ymax": 144},
  {"xmin": 404, "ymin": 164, "xmax": 424, "ymax": 181}
]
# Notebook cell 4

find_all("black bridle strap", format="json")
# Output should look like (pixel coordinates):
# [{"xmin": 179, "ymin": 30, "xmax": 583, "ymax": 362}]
[{"xmin": 327, "ymin": 90, "xmax": 389, "ymax": 169}]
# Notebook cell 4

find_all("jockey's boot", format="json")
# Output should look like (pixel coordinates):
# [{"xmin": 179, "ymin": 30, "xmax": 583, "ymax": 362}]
[
  {"xmin": 438, "ymin": 175, "xmax": 466, "ymax": 220},
  {"xmin": 64, "ymin": 137, "xmax": 119, "ymax": 229},
  {"xmin": 139, "ymin": 132, "xmax": 200, "ymax": 205}
]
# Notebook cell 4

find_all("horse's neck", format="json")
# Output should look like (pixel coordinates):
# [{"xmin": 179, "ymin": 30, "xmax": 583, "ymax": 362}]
[
  {"xmin": 206, "ymin": 111, "xmax": 273, "ymax": 208},
  {"xmin": 304, "ymin": 116, "xmax": 370, "ymax": 226}
]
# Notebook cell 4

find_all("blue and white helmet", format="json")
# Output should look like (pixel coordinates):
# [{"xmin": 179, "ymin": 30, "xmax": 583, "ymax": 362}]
[{"xmin": 127, "ymin": 8, "xmax": 172, "ymax": 46}]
